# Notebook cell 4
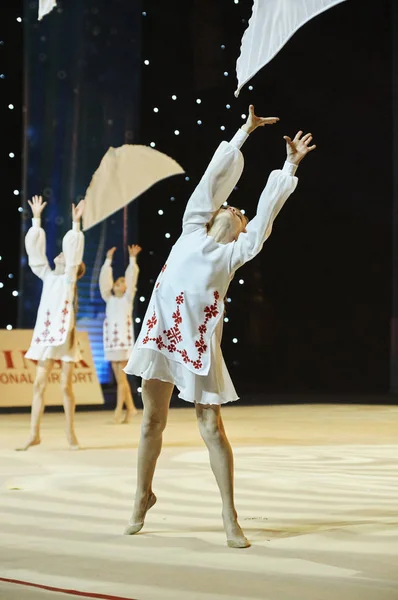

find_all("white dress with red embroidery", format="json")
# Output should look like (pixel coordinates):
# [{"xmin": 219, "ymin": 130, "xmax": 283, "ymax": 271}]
[
  {"xmin": 125, "ymin": 129, "xmax": 298, "ymax": 404},
  {"xmin": 99, "ymin": 256, "xmax": 139, "ymax": 362},
  {"xmin": 25, "ymin": 218, "xmax": 84, "ymax": 363}
]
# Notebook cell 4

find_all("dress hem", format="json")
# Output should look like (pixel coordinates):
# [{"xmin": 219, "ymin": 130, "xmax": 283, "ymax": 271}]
[{"xmin": 124, "ymin": 366, "xmax": 240, "ymax": 406}]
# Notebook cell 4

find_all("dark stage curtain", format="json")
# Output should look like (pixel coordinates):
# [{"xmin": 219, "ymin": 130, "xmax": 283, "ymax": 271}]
[
  {"xmin": 146, "ymin": 0, "xmax": 392, "ymax": 395},
  {"xmin": 19, "ymin": 0, "xmax": 142, "ymax": 383},
  {"xmin": 18, "ymin": 0, "xmax": 393, "ymax": 397}
]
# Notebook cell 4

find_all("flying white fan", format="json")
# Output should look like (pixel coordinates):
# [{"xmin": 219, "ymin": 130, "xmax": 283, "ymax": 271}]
[
  {"xmin": 82, "ymin": 144, "xmax": 185, "ymax": 231},
  {"xmin": 235, "ymin": 0, "xmax": 347, "ymax": 97}
]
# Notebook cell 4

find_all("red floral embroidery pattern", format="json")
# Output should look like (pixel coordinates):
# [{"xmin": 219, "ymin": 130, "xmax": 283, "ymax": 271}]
[
  {"xmin": 126, "ymin": 316, "xmax": 133, "ymax": 346},
  {"xmin": 105, "ymin": 316, "xmax": 134, "ymax": 350},
  {"xmin": 165, "ymin": 326, "xmax": 182, "ymax": 345},
  {"xmin": 104, "ymin": 319, "xmax": 109, "ymax": 346},
  {"xmin": 155, "ymin": 263, "xmax": 168, "ymax": 291},
  {"xmin": 147, "ymin": 314, "xmax": 157, "ymax": 330},
  {"xmin": 112, "ymin": 324, "xmax": 119, "ymax": 346},
  {"xmin": 142, "ymin": 291, "xmax": 219, "ymax": 369},
  {"xmin": 41, "ymin": 310, "xmax": 51, "ymax": 339},
  {"xmin": 58, "ymin": 300, "xmax": 69, "ymax": 338},
  {"xmin": 34, "ymin": 300, "xmax": 70, "ymax": 345},
  {"xmin": 195, "ymin": 339, "xmax": 207, "ymax": 354},
  {"xmin": 172, "ymin": 310, "xmax": 182, "ymax": 324}
]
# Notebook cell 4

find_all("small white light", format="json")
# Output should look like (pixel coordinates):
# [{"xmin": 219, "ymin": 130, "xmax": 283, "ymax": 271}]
[
  {"xmin": 0, "ymin": 282, "xmax": 3, "ymax": 288},
  {"xmin": 196, "ymin": 98, "xmax": 201, "ymax": 104},
  {"xmin": 13, "ymin": 190, "xmax": 19, "ymax": 195},
  {"xmin": 174, "ymin": 129, "xmax": 180, "ymax": 135},
  {"xmin": 241, "ymin": 114, "xmax": 246, "ymax": 119},
  {"xmin": 142, "ymin": 11, "xmax": 147, "ymax": 16},
  {"xmin": 232, "ymin": 337, "xmax": 238, "ymax": 343},
  {"xmin": 248, "ymin": 85, "xmax": 253, "ymax": 91},
  {"xmin": 220, "ymin": 125, "xmax": 225, "ymax": 131},
  {"xmin": 223, "ymin": 71, "xmax": 228, "ymax": 76},
  {"xmin": 135, "ymin": 317, "xmax": 141, "ymax": 323},
  {"xmin": 171, "ymin": 95, "xmax": 177, "ymax": 100},
  {"xmin": 8, "ymin": 273, "xmax": 14, "ymax": 279},
  {"xmin": 16, "ymin": 17, "xmax": 22, "ymax": 22},
  {"xmin": 221, "ymin": 44, "xmax": 225, "ymax": 49},
  {"xmin": 234, "ymin": 0, "xmax": 239, "ymax": 4},
  {"xmin": 226, "ymin": 104, "xmax": 231, "ymax": 109},
  {"xmin": 224, "ymin": 317, "xmax": 229, "ymax": 323},
  {"xmin": 165, "ymin": 232, "xmax": 171, "ymax": 239},
  {"xmin": 239, "ymin": 279, "xmax": 244, "ymax": 285},
  {"xmin": 139, "ymin": 296, "xmax": 145, "ymax": 302},
  {"xmin": 150, "ymin": 142, "xmax": 156, "ymax": 148},
  {"xmin": 197, "ymin": 120, "xmax": 202, "ymax": 125},
  {"xmin": 144, "ymin": 59, "xmax": 150, "ymax": 65},
  {"xmin": 227, "ymin": 297, "xmax": 232, "ymax": 303},
  {"xmin": 8, "ymin": 104, "xmax": 14, "ymax": 109},
  {"xmin": 241, "ymin": 209, "xmax": 245, "ymax": 215},
  {"xmin": 153, "ymin": 107, "xmax": 159, "ymax": 113},
  {"xmin": 9, "ymin": 152, "xmax": 15, "ymax": 158},
  {"xmin": 185, "ymin": 176, "xmax": 190, "ymax": 181},
  {"xmin": 12, "ymin": 290, "xmax": 18, "ymax": 296},
  {"xmin": 18, "ymin": 207, "xmax": 23, "ymax": 212},
  {"xmin": 223, "ymin": 201, "xmax": 228, "ymax": 206},
  {"xmin": 170, "ymin": 196, "xmax": 175, "ymax": 201},
  {"xmin": 158, "ymin": 209, "xmax": 164, "ymax": 215},
  {"xmin": 6, "ymin": 324, "xmax": 13, "ymax": 330},
  {"xmin": 137, "ymin": 386, "xmax": 142, "ymax": 393}
]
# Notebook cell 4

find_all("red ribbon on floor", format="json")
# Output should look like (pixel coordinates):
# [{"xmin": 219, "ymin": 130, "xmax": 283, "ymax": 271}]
[{"xmin": 0, "ymin": 578, "xmax": 138, "ymax": 600}]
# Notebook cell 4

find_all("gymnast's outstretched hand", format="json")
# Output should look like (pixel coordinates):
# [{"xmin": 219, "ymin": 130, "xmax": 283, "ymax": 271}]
[
  {"xmin": 72, "ymin": 199, "xmax": 86, "ymax": 223},
  {"xmin": 128, "ymin": 244, "xmax": 142, "ymax": 257},
  {"xmin": 242, "ymin": 104, "xmax": 279, "ymax": 134},
  {"xmin": 28, "ymin": 195, "xmax": 47, "ymax": 218},
  {"xmin": 283, "ymin": 131, "xmax": 316, "ymax": 165},
  {"xmin": 106, "ymin": 247, "xmax": 117, "ymax": 261}
]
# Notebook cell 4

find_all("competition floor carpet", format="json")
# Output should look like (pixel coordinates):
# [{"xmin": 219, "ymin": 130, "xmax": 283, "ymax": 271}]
[{"xmin": 0, "ymin": 404, "xmax": 397, "ymax": 600}]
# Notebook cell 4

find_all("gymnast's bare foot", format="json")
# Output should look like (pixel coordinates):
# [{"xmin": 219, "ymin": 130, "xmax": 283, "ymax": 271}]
[
  {"xmin": 222, "ymin": 510, "xmax": 251, "ymax": 548},
  {"xmin": 113, "ymin": 409, "xmax": 124, "ymax": 424},
  {"xmin": 124, "ymin": 491, "xmax": 157, "ymax": 535},
  {"xmin": 124, "ymin": 409, "xmax": 138, "ymax": 423},
  {"xmin": 66, "ymin": 432, "xmax": 80, "ymax": 450},
  {"xmin": 15, "ymin": 434, "xmax": 41, "ymax": 451}
]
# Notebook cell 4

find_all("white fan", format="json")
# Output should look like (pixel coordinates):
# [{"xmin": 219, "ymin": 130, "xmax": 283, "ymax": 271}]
[{"xmin": 82, "ymin": 144, "xmax": 185, "ymax": 231}]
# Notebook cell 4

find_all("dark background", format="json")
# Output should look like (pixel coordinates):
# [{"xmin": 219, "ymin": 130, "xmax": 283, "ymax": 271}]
[{"xmin": 0, "ymin": 0, "xmax": 394, "ymax": 402}]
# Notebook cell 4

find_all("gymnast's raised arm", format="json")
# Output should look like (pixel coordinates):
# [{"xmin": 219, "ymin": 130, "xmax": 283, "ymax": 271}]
[
  {"xmin": 25, "ymin": 195, "xmax": 51, "ymax": 281},
  {"xmin": 230, "ymin": 130, "xmax": 316, "ymax": 272},
  {"xmin": 182, "ymin": 106, "xmax": 279, "ymax": 234}
]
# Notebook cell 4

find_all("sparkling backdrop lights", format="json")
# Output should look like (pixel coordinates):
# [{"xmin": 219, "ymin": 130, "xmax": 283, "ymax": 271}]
[
  {"xmin": 0, "ymin": 1, "xmax": 23, "ymax": 331},
  {"xmin": 3, "ymin": 0, "xmax": 389, "ymax": 395}
]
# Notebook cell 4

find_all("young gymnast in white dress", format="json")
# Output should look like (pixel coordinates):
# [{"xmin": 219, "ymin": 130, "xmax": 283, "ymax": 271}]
[
  {"xmin": 124, "ymin": 106, "xmax": 316, "ymax": 547},
  {"xmin": 18, "ymin": 196, "xmax": 86, "ymax": 451},
  {"xmin": 99, "ymin": 244, "xmax": 142, "ymax": 423}
]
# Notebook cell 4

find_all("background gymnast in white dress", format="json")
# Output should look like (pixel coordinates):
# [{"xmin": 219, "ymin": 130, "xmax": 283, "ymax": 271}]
[
  {"xmin": 18, "ymin": 196, "xmax": 86, "ymax": 451},
  {"xmin": 124, "ymin": 106, "xmax": 316, "ymax": 547},
  {"xmin": 99, "ymin": 244, "xmax": 142, "ymax": 423}
]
